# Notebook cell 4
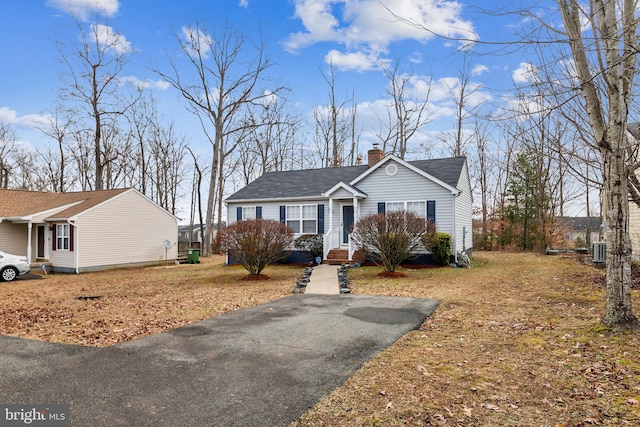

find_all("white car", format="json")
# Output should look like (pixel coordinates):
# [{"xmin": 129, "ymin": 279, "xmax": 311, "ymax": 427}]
[{"xmin": 0, "ymin": 251, "xmax": 31, "ymax": 282}]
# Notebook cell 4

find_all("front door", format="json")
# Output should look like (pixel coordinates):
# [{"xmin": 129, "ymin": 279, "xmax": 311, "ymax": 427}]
[
  {"xmin": 342, "ymin": 205, "xmax": 354, "ymax": 245},
  {"xmin": 37, "ymin": 225, "xmax": 46, "ymax": 258}
]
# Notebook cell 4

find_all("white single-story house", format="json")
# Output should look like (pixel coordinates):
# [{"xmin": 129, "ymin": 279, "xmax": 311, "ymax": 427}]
[
  {"xmin": 0, "ymin": 188, "xmax": 178, "ymax": 273},
  {"xmin": 225, "ymin": 146, "xmax": 473, "ymax": 264}
]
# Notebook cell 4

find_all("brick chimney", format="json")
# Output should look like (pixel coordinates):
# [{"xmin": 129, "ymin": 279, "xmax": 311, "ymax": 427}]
[{"xmin": 367, "ymin": 143, "xmax": 384, "ymax": 167}]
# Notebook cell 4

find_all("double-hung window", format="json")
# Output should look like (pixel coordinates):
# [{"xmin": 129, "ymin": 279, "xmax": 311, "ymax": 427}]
[
  {"xmin": 56, "ymin": 224, "xmax": 70, "ymax": 251},
  {"xmin": 242, "ymin": 206, "xmax": 256, "ymax": 220},
  {"xmin": 386, "ymin": 201, "xmax": 426, "ymax": 216},
  {"xmin": 286, "ymin": 204, "xmax": 317, "ymax": 234}
]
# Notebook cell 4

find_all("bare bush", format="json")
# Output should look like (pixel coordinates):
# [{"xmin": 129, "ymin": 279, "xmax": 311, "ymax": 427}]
[
  {"xmin": 351, "ymin": 211, "xmax": 435, "ymax": 272},
  {"xmin": 221, "ymin": 219, "xmax": 293, "ymax": 276}
]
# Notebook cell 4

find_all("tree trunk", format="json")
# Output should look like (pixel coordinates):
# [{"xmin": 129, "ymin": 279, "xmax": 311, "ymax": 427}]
[{"xmin": 601, "ymin": 136, "xmax": 636, "ymax": 326}]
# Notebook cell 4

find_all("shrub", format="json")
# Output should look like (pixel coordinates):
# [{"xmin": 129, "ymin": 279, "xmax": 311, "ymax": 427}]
[
  {"xmin": 424, "ymin": 232, "xmax": 452, "ymax": 266},
  {"xmin": 220, "ymin": 219, "xmax": 293, "ymax": 276},
  {"xmin": 294, "ymin": 234, "xmax": 324, "ymax": 263},
  {"xmin": 351, "ymin": 211, "xmax": 435, "ymax": 273}
]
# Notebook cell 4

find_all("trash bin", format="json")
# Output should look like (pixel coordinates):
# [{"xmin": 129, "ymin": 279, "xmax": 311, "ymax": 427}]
[{"xmin": 187, "ymin": 249, "xmax": 200, "ymax": 264}]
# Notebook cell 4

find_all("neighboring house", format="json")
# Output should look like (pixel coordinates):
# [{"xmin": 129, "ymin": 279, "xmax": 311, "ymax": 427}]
[
  {"xmin": 225, "ymin": 146, "xmax": 473, "ymax": 264},
  {"xmin": 558, "ymin": 216, "xmax": 602, "ymax": 247},
  {"xmin": 177, "ymin": 223, "xmax": 207, "ymax": 252},
  {"xmin": 0, "ymin": 188, "xmax": 178, "ymax": 273}
]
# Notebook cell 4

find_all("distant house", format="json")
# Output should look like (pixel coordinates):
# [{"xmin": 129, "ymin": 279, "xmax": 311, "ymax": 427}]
[
  {"xmin": 0, "ymin": 188, "xmax": 178, "ymax": 273},
  {"xmin": 225, "ymin": 146, "xmax": 473, "ymax": 264},
  {"xmin": 558, "ymin": 216, "xmax": 602, "ymax": 247}
]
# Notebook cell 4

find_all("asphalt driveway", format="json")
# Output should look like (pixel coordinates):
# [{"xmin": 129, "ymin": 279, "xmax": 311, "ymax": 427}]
[{"xmin": 0, "ymin": 294, "xmax": 439, "ymax": 426}]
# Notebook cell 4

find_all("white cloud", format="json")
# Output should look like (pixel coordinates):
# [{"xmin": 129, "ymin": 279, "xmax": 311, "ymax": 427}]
[
  {"xmin": 285, "ymin": 0, "xmax": 477, "ymax": 72},
  {"xmin": 120, "ymin": 76, "xmax": 170, "ymax": 91},
  {"xmin": 325, "ymin": 49, "xmax": 382, "ymax": 72},
  {"xmin": 239, "ymin": 0, "xmax": 249, "ymax": 8},
  {"xmin": 91, "ymin": 23, "xmax": 131, "ymax": 55},
  {"xmin": 471, "ymin": 64, "xmax": 488, "ymax": 76},
  {"xmin": 47, "ymin": 0, "xmax": 119, "ymax": 21},
  {"xmin": 0, "ymin": 107, "xmax": 49, "ymax": 129},
  {"xmin": 181, "ymin": 26, "xmax": 213, "ymax": 58},
  {"xmin": 512, "ymin": 62, "xmax": 537, "ymax": 84}
]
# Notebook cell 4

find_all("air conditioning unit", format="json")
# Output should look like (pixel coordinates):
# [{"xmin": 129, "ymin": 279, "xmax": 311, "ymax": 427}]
[{"xmin": 592, "ymin": 242, "xmax": 606, "ymax": 263}]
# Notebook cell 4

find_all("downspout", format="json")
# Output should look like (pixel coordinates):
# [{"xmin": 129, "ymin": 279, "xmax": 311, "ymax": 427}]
[{"xmin": 67, "ymin": 219, "xmax": 79, "ymax": 274}]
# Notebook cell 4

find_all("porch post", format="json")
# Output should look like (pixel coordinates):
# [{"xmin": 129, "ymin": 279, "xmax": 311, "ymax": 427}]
[
  {"xmin": 328, "ymin": 198, "xmax": 334, "ymax": 249},
  {"xmin": 26, "ymin": 222, "xmax": 32, "ymax": 264}
]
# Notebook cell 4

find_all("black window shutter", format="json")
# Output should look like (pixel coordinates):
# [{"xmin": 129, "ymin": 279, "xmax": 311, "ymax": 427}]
[
  {"xmin": 52, "ymin": 225, "xmax": 57, "ymax": 250},
  {"xmin": 279, "ymin": 206, "xmax": 286, "ymax": 224},
  {"xmin": 317, "ymin": 204, "xmax": 324, "ymax": 234},
  {"xmin": 236, "ymin": 207, "xmax": 242, "ymax": 221},
  {"xmin": 427, "ymin": 201, "xmax": 436, "ymax": 223},
  {"xmin": 69, "ymin": 225, "xmax": 74, "ymax": 252},
  {"xmin": 256, "ymin": 206, "xmax": 262, "ymax": 219},
  {"xmin": 378, "ymin": 202, "xmax": 386, "ymax": 214}
]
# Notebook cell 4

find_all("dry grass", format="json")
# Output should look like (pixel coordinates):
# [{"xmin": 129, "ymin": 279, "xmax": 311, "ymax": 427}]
[
  {"xmin": 1, "ymin": 251, "xmax": 639, "ymax": 425},
  {"xmin": 0, "ymin": 255, "xmax": 297, "ymax": 346},
  {"xmin": 293, "ymin": 252, "xmax": 640, "ymax": 426}
]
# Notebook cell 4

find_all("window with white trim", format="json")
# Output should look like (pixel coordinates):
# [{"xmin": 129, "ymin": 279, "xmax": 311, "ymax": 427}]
[
  {"xmin": 242, "ymin": 206, "xmax": 256, "ymax": 220},
  {"xmin": 56, "ymin": 224, "xmax": 70, "ymax": 251},
  {"xmin": 286, "ymin": 204, "xmax": 317, "ymax": 234},
  {"xmin": 386, "ymin": 201, "xmax": 426, "ymax": 217}
]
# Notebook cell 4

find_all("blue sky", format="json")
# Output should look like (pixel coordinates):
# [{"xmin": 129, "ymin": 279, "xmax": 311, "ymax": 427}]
[
  {"xmin": 0, "ymin": 0, "xmax": 536, "ymax": 155},
  {"xmin": 0, "ymin": 0, "xmax": 573, "ymax": 218}
]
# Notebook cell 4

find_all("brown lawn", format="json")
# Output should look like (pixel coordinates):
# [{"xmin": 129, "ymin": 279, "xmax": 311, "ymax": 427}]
[
  {"xmin": 292, "ymin": 252, "xmax": 640, "ymax": 426},
  {"xmin": 0, "ymin": 255, "xmax": 296, "ymax": 346},
  {"xmin": 1, "ymin": 251, "xmax": 639, "ymax": 425}
]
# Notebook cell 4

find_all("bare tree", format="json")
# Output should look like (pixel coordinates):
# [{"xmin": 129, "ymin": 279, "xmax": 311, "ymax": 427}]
[
  {"xmin": 440, "ymin": 54, "xmax": 484, "ymax": 157},
  {"xmin": 155, "ymin": 23, "xmax": 280, "ymax": 256},
  {"xmin": 376, "ymin": 59, "xmax": 433, "ymax": 159},
  {"xmin": 0, "ymin": 123, "xmax": 17, "ymax": 188},
  {"xmin": 313, "ymin": 61, "xmax": 356, "ymax": 167},
  {"xmin": 57, "ymin": 18, "xmax": 135, "ymax": 191},
  {"xmin": 556, "ymin": 0, "xmax": 639, "ymax": 328}
]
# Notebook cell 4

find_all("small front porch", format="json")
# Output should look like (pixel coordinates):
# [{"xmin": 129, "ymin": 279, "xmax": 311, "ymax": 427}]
[{"xmin": 321, "ymin": 183, "xmax": 367, "ymax": 264}]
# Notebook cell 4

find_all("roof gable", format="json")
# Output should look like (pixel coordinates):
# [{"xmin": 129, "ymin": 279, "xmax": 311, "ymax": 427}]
[{"xmin": 351, "ymin": 155, "xmax": 463, "ymax": 195}]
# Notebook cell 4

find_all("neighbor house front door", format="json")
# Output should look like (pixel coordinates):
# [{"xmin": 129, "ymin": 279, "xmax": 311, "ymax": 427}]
[{"xmin": 37, "ymin": 225, "xmax": 46, "ymax": 259}]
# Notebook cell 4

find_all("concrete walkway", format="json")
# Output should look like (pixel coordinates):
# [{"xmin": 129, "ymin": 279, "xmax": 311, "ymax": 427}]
[{"xmin": 303, "ymin": 264, "xmax": 340, "ymax": 294}]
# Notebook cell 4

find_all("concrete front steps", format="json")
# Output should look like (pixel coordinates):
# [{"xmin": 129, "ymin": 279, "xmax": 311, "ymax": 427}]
[{"xmin": 324, "ymin": 249, "xmax": 349, "ymax": 265}]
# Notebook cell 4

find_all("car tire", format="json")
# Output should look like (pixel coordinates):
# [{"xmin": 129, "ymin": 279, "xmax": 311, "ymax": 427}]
[{"xmin": 0, "ymin": 267, "xmax": 18, "ymax": 282}]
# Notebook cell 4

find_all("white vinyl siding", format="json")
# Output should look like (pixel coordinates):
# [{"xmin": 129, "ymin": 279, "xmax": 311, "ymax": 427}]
[
  {"xmin": 0, "ymin": 222, "xmax": 29, "ymax": 256},
  {"xmin": 454, "ymin": 162, "xmax": 473, "ymax": 252},
  {"xmin": 74, "ymin": 190, "xmax": 178, "ymax": 271},
  {"xmin": 357, "ymin": 160, "xmax": 455, "ymax": 234}
]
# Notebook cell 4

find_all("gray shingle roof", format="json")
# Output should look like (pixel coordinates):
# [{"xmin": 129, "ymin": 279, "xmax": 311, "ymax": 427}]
[{"xmin": 226, "ymin": 156, "xmax": 467, "ymax": 202}]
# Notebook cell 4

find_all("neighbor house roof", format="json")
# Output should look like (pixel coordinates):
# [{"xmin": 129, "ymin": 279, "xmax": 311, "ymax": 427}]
[
  {"xmin": 0, "ymin": 188, "xmax": 130, "ymax": 220},
  {"xmin": 226, "ymin": 156, "xmax": 467, "ymax": 202},
  {"xmin": 559, "ymin": 216, "xmax": 602, "ymax": 231}
]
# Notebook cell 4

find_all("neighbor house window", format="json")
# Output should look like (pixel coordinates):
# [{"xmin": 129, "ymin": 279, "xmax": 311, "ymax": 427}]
[
  {"xmin": 56, "ymin": 224, "xmax": 70, "ymax": 251},
  {"xmin": 286, "ymin": 204, "xmax": 317, "ymax": 234}
]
